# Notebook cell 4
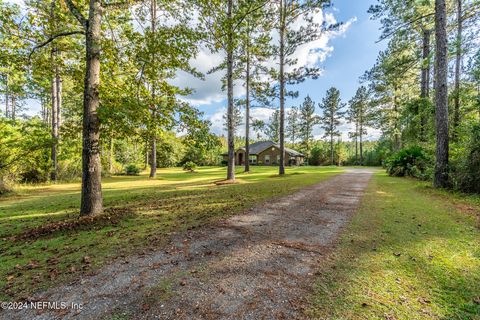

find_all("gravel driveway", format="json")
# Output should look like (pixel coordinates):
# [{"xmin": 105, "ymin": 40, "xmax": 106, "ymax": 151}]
[{"xmin": 3, "ymin": 168, "xmax": 373, "ymax": 320}]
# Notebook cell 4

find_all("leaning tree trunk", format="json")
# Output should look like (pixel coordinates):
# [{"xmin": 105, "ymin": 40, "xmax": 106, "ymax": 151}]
[
  {"xmin": 80, "ymin": 0, "xmax": 103, "ymax": 216},
  {"xmin": 420, "ymin": 29, "xmax": 431, "ymax": 141},
  {"xmin": 278, "ymin": 0, "xmax": 286, "ymax": 175},
  {"xmin": 244, "ymin": 45, "xmax": 251, "ymax": 173},
  {"xmin": 226, "ymin": 0, "xmax": 235, "ymax": 181},
  {"xmin": 453, "ymin": 0, "xmax": 462, "ymax": 139},
  {"xmin": 434, "ymin": 0, "xmax": 449, "ymax": 188}
]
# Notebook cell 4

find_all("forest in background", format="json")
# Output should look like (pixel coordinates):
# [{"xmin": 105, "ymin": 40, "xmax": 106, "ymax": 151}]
[{"xmin": 1, "ymin": 0, "xmax": 480, "ymax": 216}]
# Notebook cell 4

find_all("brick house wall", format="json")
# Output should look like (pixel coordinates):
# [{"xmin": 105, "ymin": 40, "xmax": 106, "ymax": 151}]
[{"xmin": 223, "ymin": 145, "xmax": 304, "ymax": 166}]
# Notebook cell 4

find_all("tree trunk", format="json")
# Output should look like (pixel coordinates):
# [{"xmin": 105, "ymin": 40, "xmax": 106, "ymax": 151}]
[
  {"xmin": 292, "ymin": 125, "xmax": 295, "ymax": 145},
  {"xmin": 453, "ymin": 0, "xmax": 462, "ymax": 139},
  {"xmin": 108, "ymin": 136, "xmax": 114, "ymax": 174},
  {"xmin": 11, "ymin": 95, "xmax": 15, "ymax": 121},
  {"xmin": 150, "ymin": 132, "xmax": 157, "ymax": 178},
  {"xmin": 420, "ymin": 29, "xmax": 430, "ymax": 141},
  {"xmin": 149, "ymin": 0, "xmax": 157, "ymax": 179},
  {"xmin": 278, "ymin": 0, "xmax": 286, "ymax": 175},
  {"xmin": 226, "ymin": 0, "xmax": 235, "ymax": 181},
  {"xmin": 145, "ymin": 140, "xmax": 149, "ymax": 169},
  {"xmin": 51, "ymin": 59, "xmax": 58, "ymax": 181},
  {"xmin": 393, "ymin": 92, "xmax": 400, "ymax": 151},
  {"xmin": 4, "ymin": 75, "xmax": 8, "ymax": 118},
  {"xmin": 434, "ymin": 0, "xmax": 449, "ymax": 188},
  {"xmin": 80, "ymin": 0, "xmax": 103, "ymax": 216},
  {"xmin": 245, "ymin": 44, "xmax": 250, "ymax": 173},
  {"xmin": 355, "ymin": 135, "xmax": 358, "ymax": 165},
  {"xmin": 330, "ymin": 133, "xmax": 334, "ymax": 166},
  {"xmin": 360, "ymin": 130, "xmax": 364, "ymax": 166},
  {"xmin": 56, "ymin": 73, "xmax": 62, "ymax": 126}
]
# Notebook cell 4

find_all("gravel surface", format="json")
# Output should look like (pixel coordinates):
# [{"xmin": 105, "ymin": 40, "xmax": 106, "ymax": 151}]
[{"xmin": 2, "ymin": 168, "xmax": 373, "ymax": 320}]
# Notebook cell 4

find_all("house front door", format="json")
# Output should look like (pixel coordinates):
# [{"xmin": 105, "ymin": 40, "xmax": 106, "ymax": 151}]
[{"xmin": 238, "ymin": 153, "xmax": 243, "ymax": 165}]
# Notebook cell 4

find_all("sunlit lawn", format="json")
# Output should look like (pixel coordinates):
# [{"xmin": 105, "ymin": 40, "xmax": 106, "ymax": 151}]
[
  {"xmin": 0, "ymin": 165, "xmax": 343, "ymax": 300},
  {"xmin": 309, "ymin": 172, "xmax": 480, "ymax": 319}
]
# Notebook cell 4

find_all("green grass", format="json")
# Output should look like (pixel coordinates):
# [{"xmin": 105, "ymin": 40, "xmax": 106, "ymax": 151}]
[
  {"xmin": 309, "ymin": 172, "xmax": 480, "ymax": 320},
  {"xmin": 0, "ymin": 165, "xmax": 342, "ymax": 300}
]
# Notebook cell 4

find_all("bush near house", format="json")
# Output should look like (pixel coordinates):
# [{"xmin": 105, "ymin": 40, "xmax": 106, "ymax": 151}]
[{"xmin": 385, "ymin": 146, "xmax": 432, "ymax": 180}]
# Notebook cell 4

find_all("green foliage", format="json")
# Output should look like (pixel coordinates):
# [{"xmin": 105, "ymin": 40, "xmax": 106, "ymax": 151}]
[
  {"xmin": 310, "ymin": 172, "xmax": 480, "ymax": 319},
  {"xmin": 0, "ymin": 166, "xmax": 341, "ymax": 300},
  {"xmin": 298, "ymin": 96, "xmax": 319, "ymax": 153},
  {"xmin": 182, "ymin": 161, "xmax": 197, "ymax": 172},
  {"xmin": 385, "ymin": 146, "xmax": 431, "ymax": 179},
  {"xmin": 0, "ymin": 118, "xmax": 52, "ymax": 185},
  {"xmin": 57, "ymin": 158, "xmax": 82, "ymax": 181},
  {"xmin": 180, "ymin": 106, "xmax": 222, "ymax": 166},
  {"xmin": 125, "ymin": 164, "xmax": 141, "ymax": 176},
  {"xmin": 265, "ymin": 110, "xmax": 280, "ymax": 142},
  {"xmin": 155, "ymin": 133, "xmax": 184, "ymax": 168},
  {"xmin": 452, "ymin": 122, "xmax": 480, "ymax": 193},
  {"xmin": 319, "ymin": 87, "xmax": 344, "ymax": 140},
  {"xmin": 307, "ymin": 141, "xmax": 329, "ymax": 166},
  {"xmin": 286, "ymin": 106, "xmax": 299, "ymax": 144}
]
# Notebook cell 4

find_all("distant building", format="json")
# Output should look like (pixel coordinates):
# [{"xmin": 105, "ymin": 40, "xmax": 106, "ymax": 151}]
[{"xmin": 222, "ymin": 141, "xmax": 305, "ymax": 166}]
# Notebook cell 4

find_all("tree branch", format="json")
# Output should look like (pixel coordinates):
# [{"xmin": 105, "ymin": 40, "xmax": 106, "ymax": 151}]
[
  {"xmin": 64, "ymin": 0, "xmax": 88, "ymax": 28},
  {"xmin": 376, "ymin": 12, "xmax": 434, "ymax": 43},
  {"xmin": 29, "ymin": 31, "xmax": 85, "ymax": 58}
]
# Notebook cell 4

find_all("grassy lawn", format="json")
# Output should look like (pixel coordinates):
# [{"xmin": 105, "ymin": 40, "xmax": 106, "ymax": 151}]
[
  {"xmin": 0, "ymin": 166, "xmax": 342, "ymax": 300},
  {"xmin": 309, "ymin": 172, "xmax": 480, "ymax": 320}
]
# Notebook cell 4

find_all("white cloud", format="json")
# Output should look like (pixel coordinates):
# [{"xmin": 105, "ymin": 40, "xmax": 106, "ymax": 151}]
[
  {"xmin": 178, "ymin": 9, "xmax": 357, "ymax": 109},
  {"xmin": 207, "ymin": 106, "xmax": 277, "ymax": 136},
  {"xmin": 173, "ymin": 49, "xmax": 226, "ymax": 105},
  {"xmin": 6, "ymin": 0, "xmax": 24, "ymax": 5}
]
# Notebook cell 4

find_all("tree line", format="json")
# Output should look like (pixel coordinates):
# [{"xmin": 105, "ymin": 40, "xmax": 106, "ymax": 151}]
[
  {"xmin": 364, "ymin": 0, "xmax": 480, "ymax": 192},
  {"xmin": 0, "ymin": 0, "xmax": 342, "ymax": 216},
  {"xmin": 238, "ymin": 86, "xmax": 372, "ymax": 166},
  {"xmin": 1, "ymin": 0, "xmax": 479, "ymax": 219}
]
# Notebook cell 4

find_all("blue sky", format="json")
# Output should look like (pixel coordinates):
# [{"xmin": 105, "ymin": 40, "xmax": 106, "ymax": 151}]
[
  {"xmin": 192, "ymin": 0, "xmax": 387, "ymax": 140},
  {"xmin": 19, "ymin": 0, "xmax": 386, "ymax": 140}
]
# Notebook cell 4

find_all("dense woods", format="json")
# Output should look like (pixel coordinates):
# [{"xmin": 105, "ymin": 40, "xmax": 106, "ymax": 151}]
[{"xmin": 1, "ymin": 0, "xmax": 480, "ymax": 216}]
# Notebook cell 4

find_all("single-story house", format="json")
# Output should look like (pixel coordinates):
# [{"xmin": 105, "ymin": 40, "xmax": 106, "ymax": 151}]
[{"xmin": 222, "ymin": 140, "xmax": 305, "ymax": 166}]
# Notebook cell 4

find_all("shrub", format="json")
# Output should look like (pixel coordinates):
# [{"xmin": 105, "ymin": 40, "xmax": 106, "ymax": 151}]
[
  {"xmin": 20, "ymin": 169, "xmax": 48, "ymax": 183},
  {"xmin": 453, "ymin": 123, "xmax": 480, "ymax": 193},
  {"xmin": 220, "ymin": 160, "xmax": 228, "ymax": 166},
  {"xmin": 0, "ymin": 177, "xmax": 12, "ymax": 195},
  {"xmin": 183, "ymin": 161, "xmax": 197, "ymax": 172},
  {"xmin": 57, "ymin": 158, "xmax": 82, "ymax": 181},
  {"xmin": 125, "ymin": 164, "xmax": 141, "ymax": 176},
  {"xmin": 385, "ymin": 146, "xmax": 431, "ymax": 180}
]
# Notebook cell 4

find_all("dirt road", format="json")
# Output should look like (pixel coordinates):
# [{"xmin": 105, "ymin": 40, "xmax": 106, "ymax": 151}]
[{"xmin": 4, "ymin": 168, "xmax": 373, "ymax": 320}]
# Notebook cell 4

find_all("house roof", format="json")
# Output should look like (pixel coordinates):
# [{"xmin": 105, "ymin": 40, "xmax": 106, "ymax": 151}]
[{"xmin": 237, "ymin": 141, "xmax": 304, "ymax": 157}]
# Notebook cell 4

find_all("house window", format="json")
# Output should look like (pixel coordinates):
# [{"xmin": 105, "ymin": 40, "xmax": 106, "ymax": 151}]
[
  {"xmin": 264, "ymin": 155, "xmax": 270, "ymax": 164},
  {"xmin": 277, "ymin": 155, "xmax": 280, "ymax": 163},
  {"xmin": 249, "ymin": 155, "xmax": 257, "ymax": 164}
]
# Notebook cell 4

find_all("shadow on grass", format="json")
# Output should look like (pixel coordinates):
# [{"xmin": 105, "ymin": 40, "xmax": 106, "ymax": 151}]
[
  {"xmin": 308, "ymin": 173, "xmax": 480, "ymax": 319},
  {"xmin": 0, "ymin": 166, "xmax": 342, "ymax": 300}
]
